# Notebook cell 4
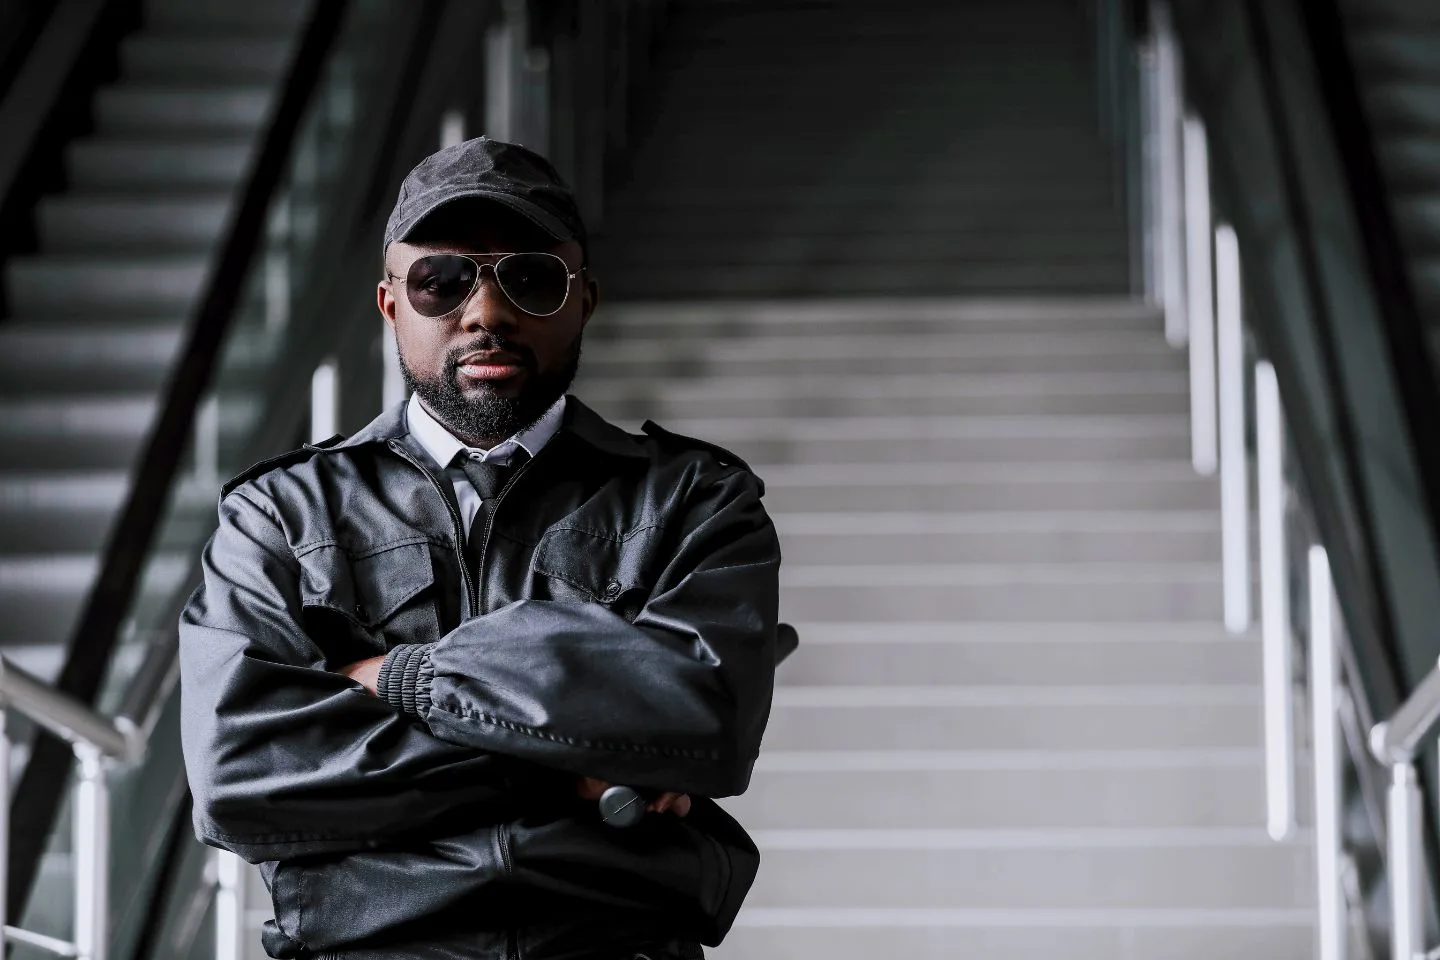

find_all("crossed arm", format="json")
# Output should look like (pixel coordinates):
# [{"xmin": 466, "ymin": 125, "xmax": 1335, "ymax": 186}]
[{"xmin": 179, "ymin": 466, "xmax": 779, "ymax": 863}]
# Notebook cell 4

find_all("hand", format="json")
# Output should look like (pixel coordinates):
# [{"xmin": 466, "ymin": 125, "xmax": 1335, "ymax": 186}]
[
  {"xmin": 333, "ymin": 655, "xmax": 385, "ymax": 695},
  {"xmin": 575, "ymin": 776, "xmax": 691, "ymax": 817}
]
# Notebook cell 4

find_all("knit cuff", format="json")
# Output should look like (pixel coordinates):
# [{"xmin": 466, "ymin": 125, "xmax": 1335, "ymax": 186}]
[{"xmin": 377, "ymin": 643, "xmax": 435, "ymax": 717}]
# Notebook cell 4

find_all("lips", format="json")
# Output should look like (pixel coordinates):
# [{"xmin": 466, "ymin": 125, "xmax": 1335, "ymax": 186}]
[{"xmin": 456, "ymin": 351, "xmax": 525, "ymax": 381}]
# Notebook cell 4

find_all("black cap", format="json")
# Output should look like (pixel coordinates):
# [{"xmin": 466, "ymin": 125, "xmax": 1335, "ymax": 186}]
[{"xmin": 383, "ymin": 136, "xmax": 587, "ymax": 253}]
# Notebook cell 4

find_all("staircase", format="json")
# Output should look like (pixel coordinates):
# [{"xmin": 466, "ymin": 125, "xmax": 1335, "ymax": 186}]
[
  {"xmin": 581, "ymin": 1, "xmax": 1316, "ymax": 957},
  {"xmin": 1342, "ymin": 0, "xmax": 1440, "ymax": 336},
  {"xmin": 0, "ymin": 0, "xmax": 307, "ymax": 685},
  {"xmin": 591, "ymin": 0, "xmax": 1129, "ymax": 299}
]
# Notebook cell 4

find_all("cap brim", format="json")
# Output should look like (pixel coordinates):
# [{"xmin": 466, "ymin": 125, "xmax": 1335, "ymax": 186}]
[{"xmin": 390, "ymin": 188, "xmax": 571, "ymax": 247}]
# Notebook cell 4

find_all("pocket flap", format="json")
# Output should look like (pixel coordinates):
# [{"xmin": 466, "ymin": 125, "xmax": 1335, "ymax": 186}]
[
  {"xmin": 531, "ymin": 526, "xmax": 658, "ymax": 603},
  {"xmin": 300, "ymin": 539, "xmax": 435, "ymax": 626}
]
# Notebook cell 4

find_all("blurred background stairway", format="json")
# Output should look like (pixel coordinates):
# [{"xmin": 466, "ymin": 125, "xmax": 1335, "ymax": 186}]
[
  {"xmin": 0, "ymin": 0, "xmax": 305, "ymax": 686},
  {"xmin": 581, "ymin": 0, "xmax": 1316, "ymax": 956},
  {"xmin": 591, "ymin": 0, "xmax": 1129, "ymax": 299}
]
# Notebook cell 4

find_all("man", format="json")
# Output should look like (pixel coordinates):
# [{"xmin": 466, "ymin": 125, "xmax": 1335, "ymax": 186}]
[{"xmin": 179, "ymin": 136, "xmax": 782, "ymax": 960}]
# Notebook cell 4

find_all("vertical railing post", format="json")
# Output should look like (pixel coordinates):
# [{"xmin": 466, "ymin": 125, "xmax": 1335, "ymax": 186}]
[
  {"xmin": 485, "ymin": 0, "xmax": 526, "ymax": 141},
  {"xmin": 1310, "ymin": 546, "xmax": 1346, "ymax": 960},
  {"xmin": 73, "ymin": 744, "xmax": 108, "ymax": 960},
  {"xmin": 1389, "ymin": 762, "xmax": 1424, "ymax": 960},
  {"xmin": 0, "ymin": 705, "xmax": 9, "ymax": 949},
  {"xmin": 1152, "ymin": 2, "xmax": 1187, "ymax": 346},
  {"xmin": 1183, "ymin": 116, "xmax": 1216, "ymax": 475},
  {"xmin": 1256, "ymin": 360, "xmax": 1295, "ymax": 840},
  {"xmin": 1138, "ymin": 31, "xmax": 1160, "ymax": 306},
  {"xmin": 1216, "ymin": 224, "xmax": 1251, "ymax": 632},
  {"xmin": 310, "ymin": 358, "xmax": 339, "ymax": 443},
  {"xmin": 215, "ymin": 851, "xmax": 247, "ymax": 960}
]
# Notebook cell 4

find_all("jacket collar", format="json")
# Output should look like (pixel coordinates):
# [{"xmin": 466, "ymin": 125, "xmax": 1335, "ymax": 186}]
[{"xmin": 331, "ymin": 394, "xmax": 649, "ymax": 460}]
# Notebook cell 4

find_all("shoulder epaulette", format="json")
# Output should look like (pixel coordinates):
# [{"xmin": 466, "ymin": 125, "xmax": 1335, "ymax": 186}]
[
  {"xmin": 219, "ymin": 434, "xmax": 348, "ymax": 500},
  {"xmin": 640, "ymin": 420, "xmax": 754, "ymax": 475}
]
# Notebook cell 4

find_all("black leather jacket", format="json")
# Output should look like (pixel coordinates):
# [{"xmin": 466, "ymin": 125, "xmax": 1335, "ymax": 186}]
[{"xmin": 177, "ymin": 397, "xmax": 781, "ymax": 960}]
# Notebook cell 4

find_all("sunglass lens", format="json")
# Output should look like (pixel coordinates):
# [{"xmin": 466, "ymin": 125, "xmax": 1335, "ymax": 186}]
[
  {"xmin": 405, "ymin": 255, "xmax": 478, "ymax": 317},
  {"xmin": 495, "ymin": 253, "xmax": 570, "ymax": 316}
]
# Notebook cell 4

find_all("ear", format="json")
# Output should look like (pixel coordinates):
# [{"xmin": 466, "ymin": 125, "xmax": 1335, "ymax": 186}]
[
  {"xmin": 378, "ymin": 279, "xmax": 398, "ymax": 331},
  {"xmin": 579, "ymin": 273, "xmax": 600, "ymax": 330}
]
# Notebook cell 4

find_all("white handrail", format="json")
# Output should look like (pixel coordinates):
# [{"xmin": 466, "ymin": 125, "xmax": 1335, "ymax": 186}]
[
  {"xmin": 1388, "ymin": 762, "xmax": 1425, "ymax": 960},
  {"xmin": 1152, "ymin": 2, "xmax": 1187, "ymax": 347},
  {"xmin": 1215, "ymin": 225, "xmax": 1251, "ymax": 633},
  {"xmin": 1311, "ymin": 546, "xmax": 1347, "ymax": 960},
  {"xmin": 1256, "ymin": 360, "xmax": 1295, "ymax": 841},
  {"xmin": 1183, "ymin": 117, "xmax": 1217, "ymax": 475},
  {"xmin": 0, "ymin": 657, "xmax": 144, "ymax": 959}
]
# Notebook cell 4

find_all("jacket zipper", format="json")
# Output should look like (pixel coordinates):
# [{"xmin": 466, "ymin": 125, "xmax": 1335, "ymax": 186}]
[{"xmin": 389, "ymin": 441, "xmax": 477, "ymax": 619}]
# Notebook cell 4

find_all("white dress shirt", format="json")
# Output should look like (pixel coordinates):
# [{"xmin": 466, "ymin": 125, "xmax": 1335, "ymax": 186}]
[{"xmin": 405, "ymin": 391, "xmax": 567, "ymax": 536}]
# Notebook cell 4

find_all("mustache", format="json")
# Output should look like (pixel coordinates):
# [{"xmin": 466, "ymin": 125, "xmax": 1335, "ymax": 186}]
[{"xmin": 441, "ymin": 334, "xmax": 537, "ymax": 373}]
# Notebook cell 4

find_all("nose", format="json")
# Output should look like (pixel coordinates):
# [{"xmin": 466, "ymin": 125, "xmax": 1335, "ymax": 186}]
[{"xmin": 456, "ymin": 264, "xmax": 517, "ymax": 334}]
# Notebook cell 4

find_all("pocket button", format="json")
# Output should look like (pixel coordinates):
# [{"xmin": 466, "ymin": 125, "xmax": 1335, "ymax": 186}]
[{"xmin": 602, "ymin": 579, "xmax": 623, "ymax": 601}]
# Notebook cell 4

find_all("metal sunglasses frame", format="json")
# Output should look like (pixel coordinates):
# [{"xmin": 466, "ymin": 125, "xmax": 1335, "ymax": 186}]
[{"xmin": 386, "ymin": 251, "xmax": 583, "ymax": 318}]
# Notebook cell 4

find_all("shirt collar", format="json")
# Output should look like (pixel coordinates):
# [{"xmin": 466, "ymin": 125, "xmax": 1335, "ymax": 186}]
[{"xmin": 405, "ymin": 391, "xmax": 567, "ymax": 469}]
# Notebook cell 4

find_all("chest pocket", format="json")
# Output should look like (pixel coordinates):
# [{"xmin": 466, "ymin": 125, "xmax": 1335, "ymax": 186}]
[
  {"xmin": 530, "ymin": 525, "xmax": 663, "ymax": 620},
  {"xmin": 297, "ymin": 537, "xmax": 441, "ymax": 659}
]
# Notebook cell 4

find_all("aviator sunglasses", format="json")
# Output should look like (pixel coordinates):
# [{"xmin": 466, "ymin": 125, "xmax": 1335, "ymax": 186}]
[{"xmin": 387, "ymin": 252, "xmax": 582, "ymax": 318}]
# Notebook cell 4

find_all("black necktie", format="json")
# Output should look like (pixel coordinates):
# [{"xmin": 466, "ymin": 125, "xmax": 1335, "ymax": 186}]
[{"xmin": 456, "ymin": 450, "xmax": 529, "ymax": 574}]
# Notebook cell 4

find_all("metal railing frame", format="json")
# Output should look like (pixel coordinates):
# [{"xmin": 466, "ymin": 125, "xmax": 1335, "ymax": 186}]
[
  {"xmin": 1133, "ymin": 1, "xmax": 1409, "ymax": 956},
  {"xmin": 1134, "ymin": 0, "xmax": 1440, "ymax": 952},
  {"xmin": 0, "ymin": 656, "xmax": 151, "ymax": 960}
]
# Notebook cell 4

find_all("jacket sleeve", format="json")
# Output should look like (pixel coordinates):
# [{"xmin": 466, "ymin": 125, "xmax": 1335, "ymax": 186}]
[
  {"xmin": 259, "ymin": 799, "xmax": 758, "ymax": 955},
  {"xmin": 377, "ymin": 467, "xmax": 781, "ymax": 799},
  {"xmin": 179, "ymin": 486, "xmax": 539, "ymax": 863}
]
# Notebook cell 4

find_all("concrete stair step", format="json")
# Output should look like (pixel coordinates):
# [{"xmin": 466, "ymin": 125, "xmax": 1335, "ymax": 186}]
[
  {"xmin": 757, "ymin": 460, "xmax": 1217, "ymax": 512},
  {"xmin": 1392, "ymin": 196, "xmax": 1440, "ymax": 254},
  {"xmin": 778, "ymin": 563, "xmax": 1222, "ymax": 621},
  {"xmin": 773, "ymin": 511, "xmax": 1220, "ymax": 564},
  {"xmin": 121, "ymin": 35, "xmax": 293, "ymax": 83},
  {"xmin": 0, "ymin": 551, "xmax": 191, "ymax": 649},
  {"xmin": 608, "ymin": 181, "xmax": 1120, "ymax": 208},
  {"xmin": 598, "ymin": 206, "xmax": 1123, "ymax": 237},
  {"xmin": 599, "ymin": 263, "xmax": 1130, "ymax": 298},
  {"xmin": 599, "ymin": 231, "xmax": 1128, "ymax": 265},
  {"xmin": 638, "ymin": 416, "xmax": 1190, "ymax": 465},
  {"xmin": 1363, "ymin": 82, "xmax": 1440, "ymax": 132},
  {"xmin": 0, "ymin": 471, "xmax": 128, "ymax": 552},
  {"xmin": 741, "ymin": 829, "xmax": 1312, "ymax": 909},
  {"xmin": 143, "ymin": 0, "xmax": 306, "ymax": 30},
  {"xmin": 95, "ymin": 87, "xmax": 273, "ymax": 135},
  {"xmin": 725, "ymin": 748, "xmax": 1301, "ymax": 830},
  {"xmin": 39, "ymin": 195, "xmax": 233, "ymax": 251},
  {"xmin": 777, "ymin": 623, "xmax": 1258, "ymax": 687},
  {"xmin": 67, "ymin": 138, "xmax": 254, "ymax": 191},
  {"xmin": 5, "ymin": 256, "xmax": 209, "ymax": 313},
  {"xmin": 1376, "ymin": 137, "xmax": 1440, "ymax": 192},
  {"xmin": 763, "ymin": 686, "xmax": 1259, "ymax": 751},
  {"xmin": 595, "ymin": 297, "xmax": 1163, "ymax": 335},
  {"xmin": 0, "ymin": 470, "xmax": 213, "ymax": 552},
  {"xmin": 0, "ymin": 393, "xmax": 258, "ymax": 470},
  {"xmin": 713, "ymin": 912, "xmax": 1313, "ymax": 960},
  {"xmin": 583, "ymin": 342, "xmax": 1180, "ymax": 377},
  {"xmin": 0, "ymin": 319, "xmax": 185, "ymax": 394},
  {"xmin": 580, "ymin": 373, "xmax": 1188, "ymax": 418},
  {"xmin": 1351, "ymin": 31, "xmax": 1440, "ymax": 80}
]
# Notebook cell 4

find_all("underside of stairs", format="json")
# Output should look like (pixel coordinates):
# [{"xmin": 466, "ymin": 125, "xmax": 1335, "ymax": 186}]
[{"xmin": 581, "ymin": 1, "xmax": 1316, "ymax": 956}]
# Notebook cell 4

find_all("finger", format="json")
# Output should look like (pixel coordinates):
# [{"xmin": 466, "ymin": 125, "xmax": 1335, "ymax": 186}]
[
  {"xmin": 575, "ymin": 777, "xmax": 611, "ymax": 801},
  {"xmin": 672, "ymin": 794, "xmax": 692, "ymax": 817},
  {"xmin": 648, "ymin": 792, "xmax": 677, "ymax": 814}
]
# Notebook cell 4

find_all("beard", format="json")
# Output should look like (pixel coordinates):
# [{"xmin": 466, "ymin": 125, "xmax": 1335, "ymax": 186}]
[{"xmin": 398, "ymin": 331, "xmax": 581, "ymax": 446}]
